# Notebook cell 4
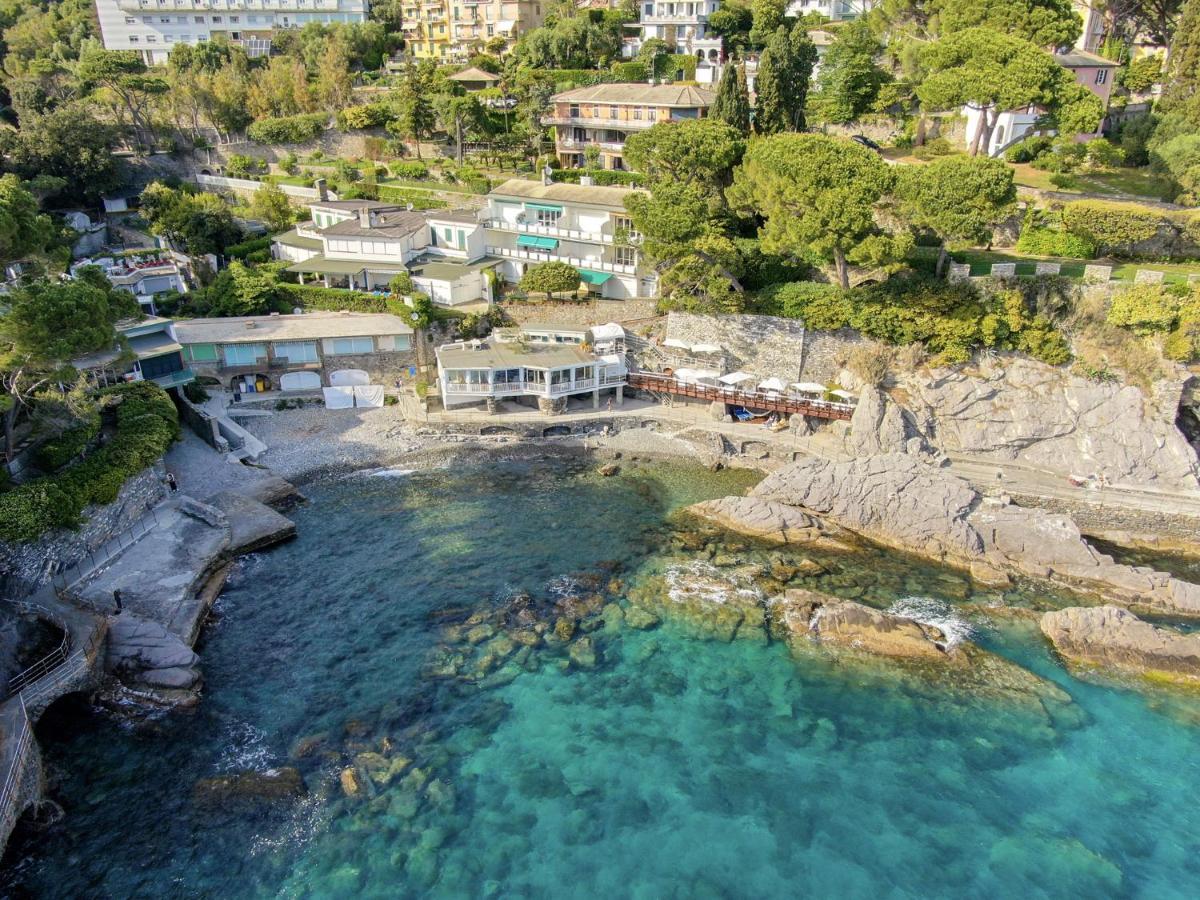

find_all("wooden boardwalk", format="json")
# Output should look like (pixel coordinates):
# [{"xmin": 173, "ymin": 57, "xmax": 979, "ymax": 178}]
[{"xmin": 627, "ymin": 373, "xmax": 855, "ymax": 421}]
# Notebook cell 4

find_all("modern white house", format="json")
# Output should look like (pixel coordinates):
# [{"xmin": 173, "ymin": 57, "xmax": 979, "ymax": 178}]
[
  {"xmin": 272, "ymin": 199, "xmax": 499, "ymax": 306},
  {"xmin": 784, "ymin": 0, "xmax": 874, "ymax": 22},
  {"xmin": 483, "ymin": 178, "xmax": 656, "ymax": 301},
  {"xmin": 94, "ymin": 0, "xmax": 369, "ymax": 64},
  {"xmin": 70, "ymin": 254, "xmax": 189, "ymax": 317},
  {"xmin": 435, "ymin": 336, "xmax": 627, "ymax": 411}
]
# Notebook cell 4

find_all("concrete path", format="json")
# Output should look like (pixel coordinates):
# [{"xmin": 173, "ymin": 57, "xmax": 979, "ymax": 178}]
[{"xmin": 200, "ymin": 393, "xmax": 269, "ymax": 461}]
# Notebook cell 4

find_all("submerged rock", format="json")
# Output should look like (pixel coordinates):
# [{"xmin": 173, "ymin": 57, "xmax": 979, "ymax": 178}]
[
  {"xmin": 767, "ymin": 590, "xmax": 948, "ymax": 660},
  {"xmin": 193, "ymin": 767, "xmax": 306, "ymax": 808},
  {"xmin": 1041, "ymin": 606, "xmax": 1200, "ymax": 686},
  {"xmin": 688, "ymin": 496, "xmax": 854, "ymax": 549},
  {"xmin": 568, "ymin": 636, "xmax": 598, "ymax": 669},
  {"xmin": 628, "ymin": 562, "xmax": 766, "ymax": 643}
]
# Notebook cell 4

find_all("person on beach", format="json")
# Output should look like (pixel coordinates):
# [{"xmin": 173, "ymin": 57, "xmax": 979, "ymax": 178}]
[{"xmin": 166, "ymin": 473, "xmax": 178, "ymax": 493}]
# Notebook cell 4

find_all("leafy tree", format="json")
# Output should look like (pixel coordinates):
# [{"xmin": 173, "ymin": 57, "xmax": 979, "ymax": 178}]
[
  {"xmin": 749, "ymin": 0, "xmax": 786, "ymax": 47},
  {"xmin": 708, "ymin": 2, "xmax": 754, "ymax": 56},
  {"xmin": 388, "ymin": 84, "xmax": 437, "ymax": 160},
  {"xmin": 438, "ymin": 94, "xmax": 484, "ymax": 165},
  {"xmin": 520, "ymin": 261, "xmax": 581, "ymax": 301},
  {"xmin": 814, "ymin": 20, "xmax": 889, "ymax": 124},
  {"xmin": 1, "ymin": 103, "xmax": 123, "ymax": 202},
  {"xmin": 929, "ymin": 0, "xmax": 1081, "ymax": 48},
  {"xmin": 728, "ymin": 133, "xmax": 907, "ymax": 288},
  {"xmin": 140, "ymin": 183, "xmax": 244, "ymax": 255},
  {"xmin": 0, "ymin": 174, "xmax": 55, "ymax": 265},
  {"xmin": 622, "ymin": 118, "xmax": 745, "ymax": 192},
  {"xmin": 249, "ymin": 183, "xmax": 295, "ymax": 233},
  {"xmin": 711, "ymin": 61, "xmax": 752, "ymax": 135},
  {"xmin": 897, "ymin": 155, "xmax": 1017, "ymax": 275},
  {"xmin": 1120, "ymin": 53, "xmax": 1164, "ymax": 93},
  {"xmin": 75, "ymin": 48, "xmax": 168, "ymax": 151},
  {"xmin": 918, "ymin": 27, "xmax": 1094, "ymax": 155}
]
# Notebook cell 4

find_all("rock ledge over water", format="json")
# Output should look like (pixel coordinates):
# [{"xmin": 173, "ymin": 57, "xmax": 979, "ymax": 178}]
[{"xmin": 1041, "ymin": 606, "xmax": 1200, "ymax": 685}]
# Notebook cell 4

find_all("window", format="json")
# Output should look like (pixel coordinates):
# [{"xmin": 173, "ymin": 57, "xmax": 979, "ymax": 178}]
[
  {"xmin": 126, "ymin": 17, "xmax": 137, "ymax": 23},
  {"xmin": 230, "ymin": 15, "xmax": 239, "ymax": 22},
  {"xmin": 194, "ymin": 15, "xmax": 205, "ymax": 22},
  {"xmin": 486, "ymin": 24, "xmax": 493, "ymax": 35},
  {"xmin": 494, "ymin": 368, "xmax": 521, "ymax": 385},
  {"xmin": 273, "ymin": 341, "xmax": 318, "ymax": 363},
  {"xmin": 633, "ymin": 107, "xmax": 642, "ymax": 120},
  {"xmin": 186, "ymin": 343, "xmax": 218, "ymax": 362},
  {"xmin": 535, "ymin": 208, "xmax": 561, "ymax": 226},
  {"xmin": 328, "ymin": 337, "xmax": 374, "ymax": 355},
  {"xmin": 142, "ymin": 15, "xmax": 152, "ymax": 22},
  {"xmin": 160, "ymin": 16, "xmax": 170, "ymax": 22},
  {"xmin": 615, "ymin": 245, "xmax": 638, "ymax": 267},
  {"xmin": 1096, "ymin": 68, "xmax": 1108, "ymax": 85},
  {"xmin": 574, "ymin": 365, "xmax": 594, "ymax": 381},
  {"xmin": 550, "ymin": 369, "xmax": 571, "ymax": 386},
  {"xmin": 212, "ymin": 15, "xmax": 222, "ymax": 22},
  {"xmin": 222, "ymin": 343, "xmax": 266, "ymax": 366},
  {"xmin": 146, "ymin": 34, "xmax": 157, "ymax": 41},
  {"xmin": 129, "ymin": 35, "xmax": 139, "ymax": 42},
  {"xmin": 569, "ymin": 104, "xmax": 580, "ymax": 117},
  {"xmin": 165, "ymin": 35, "xmax": 175, "ymax": 42},
  {"xmin": 609, "ymin": 105, "xmax": 618, "ymax": 118}
]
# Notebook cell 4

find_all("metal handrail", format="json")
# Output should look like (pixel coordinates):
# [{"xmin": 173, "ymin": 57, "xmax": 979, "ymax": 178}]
[
  {"xmin": 7, "ymin": 631, "xmax": 71, "ymax": 695},
  {"xmin": 0, "ymin": 696, "xmax": 32, "ymax": 837}
]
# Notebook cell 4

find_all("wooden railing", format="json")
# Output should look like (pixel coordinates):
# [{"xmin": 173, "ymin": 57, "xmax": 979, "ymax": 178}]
[{"xmin": 627, "ymin": 372, "xmax": 855, "ymax": 420}]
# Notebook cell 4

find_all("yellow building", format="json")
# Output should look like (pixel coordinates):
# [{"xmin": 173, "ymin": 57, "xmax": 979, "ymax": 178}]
[{"xmin": 402, "ymin": 0, "xmax": 546, "ymax": 60}]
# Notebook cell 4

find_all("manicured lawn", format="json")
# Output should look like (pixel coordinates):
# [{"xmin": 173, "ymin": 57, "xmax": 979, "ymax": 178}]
[
  {"xmin": 1075, "ymin": 170, "xmax": 1177, "ymax": 201},
  {"xmin": 378, "ymin": 176, "xmax": 479, "ymax": 194},
  {"xmin": 266, "ymin": 175, "xmax": 312, "ymax": 187},
  {"xmin": 935, "ymin": 247, "xmax": 1200, "ymax": 285}
]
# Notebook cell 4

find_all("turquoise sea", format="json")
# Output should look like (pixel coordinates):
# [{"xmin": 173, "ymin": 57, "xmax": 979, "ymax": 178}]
[{"xmin": 5, "ymin": 457, "xmax": 1200, "ymax": 898}]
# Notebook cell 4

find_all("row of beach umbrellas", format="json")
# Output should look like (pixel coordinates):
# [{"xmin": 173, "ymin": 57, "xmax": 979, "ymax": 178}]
[{"xmin": 717, "ymin": 372, "xmax": 855, "ymax": 401}]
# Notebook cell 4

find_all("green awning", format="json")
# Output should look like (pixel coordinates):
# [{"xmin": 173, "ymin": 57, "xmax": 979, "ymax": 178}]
[
  {"xmin": 578, "ymin": 269, "xmax": 613, "ymax": 285},
  {"xmin": 523, "ymin": 202, "xmax": 563, "ymax": 213},
  {"xmin": 517, "ymin": 235, "xmax": 559, "ymax": 250}
]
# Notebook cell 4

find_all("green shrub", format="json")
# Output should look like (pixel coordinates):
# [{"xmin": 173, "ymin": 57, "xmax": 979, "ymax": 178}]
[
  {"xmin": 611, "ymin": 60, "xmax": 647, "ymax": 81},
  {"xmin": 226, "ymin": 153, "xmax": 267, "ymax": 178},
  {"xmin": 389, "ymin": 160, "xmax": 429, "ymax": 180},
  {"xmin": 247, "ymin": 113, "xmax": 328, "ymax": 145},
  {"xmin": 551, "ymin": 168, "xmax": 644, "ymax": 187},
  {"xmin": 33, "ymin": 414, "xmax": 101, "ymax": 472},
  {"xmin": 1005, "ymin": 135, "xmax": 1053, "ymax": 164},
  {"xmin": 911, "ymin": 138, "xmax": 953, "ymax": 161},
  {"xmin": 1016, "ymin": 225, "xmax": 1096, "ymax": 258},
  {"xmin": 375, "ymin": 185, "xmax": 447, "ymax": 208},
  {"xmin": 338, "ymin": 103, "xmax": 393, "ymax": 130},
  {"xmin": 225, "ymin": 235, "xmax": 273, "ymax": 260},
  {"xmin": 0, "ymin": 382, "xmax": 178, "ymax": 542}
]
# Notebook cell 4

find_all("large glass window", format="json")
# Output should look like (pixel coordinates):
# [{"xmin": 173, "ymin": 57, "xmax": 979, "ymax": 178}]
[
  {"xmin": 186, "ymin": 343, "xmax": 218, "ymax": 362},
  {"xmin": 222, "ymin": 343, "xmax": 266, "ymax": 366},
  {"xmin": 616, "ymin": 245, "xmax": 637, "ymax": 266},
  {"xmin": 273, "ymin": 341, "xmax": 318, "ymax": 363},
  {"xmin": 328, "ymin": 337, "xmax": 374, "ymax": 355},
  {"xmin": 494, "ymin": 368, "xmax": 521, "ymax": 384},
  {"xmin": 550, "ymin": 369, "xmax": 571, "ymax": 386},
  {"xmin": 535, "ymin": 208, "xmax": 561, "ymax": 226}
]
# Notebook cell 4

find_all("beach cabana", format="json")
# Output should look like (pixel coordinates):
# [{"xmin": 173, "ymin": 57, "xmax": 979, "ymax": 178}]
[
  {"xmin": 757, "ymin": 377, "xmax": 788, "ymax": 394},
  {"xmin": 718, "ymin": 371, "xmax": 754, "ymax": 387},
  {"xmin": 790, "ymin": 381, "xmax": 826, "ymax": 397},
  {"xmin": 830, "ymin": 389, "xmax": 857, "ymax": 403}
]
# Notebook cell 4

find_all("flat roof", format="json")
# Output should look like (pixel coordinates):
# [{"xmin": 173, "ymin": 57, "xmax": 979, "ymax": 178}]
[
  {"xmin": 427, "ymin": 209, "xmax": 482, "ymax": 225},
  {"xmin": 311, "ymin": 200, "xmax": 395, "ymax": 211},
  {"xmin": 286, "ymin": 256, "xmax": 375, "ymax": 275},
  {"xmin": 273, "ymin": 229, "xmax": 324, "ymax": 251},
  {"xmin": 521, "ymin": 323, "xmax": 590, "ymax": 334},
  {"xmin": 436, "ymin": 340, "xmax": 596, "ymax": 370},
  {"xmin": 408, "ymin": 255, "xmax": 501, "ymax": 281},
  {"xmin": 551, "ymin": 83, "xmax": 715, "ymax": 107},
  {"xmin": 320, "ymin": 207, "xmax": 429, "ymax": 239},
  {"xmin": 128, "ymin": 332, "xmax": 182, "ymax": 358},
  {"xmin": 490, "ymin": 178, "xmax": 642, "ymax": 210},
  {"xmin": 176, "ymin": 312, "xmax": 412, "ymax": 344}
]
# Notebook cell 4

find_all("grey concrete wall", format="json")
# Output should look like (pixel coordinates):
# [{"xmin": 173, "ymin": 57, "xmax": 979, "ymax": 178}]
[
  {"xmin": 503, "ymin": 299, "xmax": 659, "ymax": 328},
  {"xmin": 1008, "ymin": 492, "xmax": 1200, "ymax": 544},
  {"xmin": 0, "ymin": 465, "xmax": 167, "ymax": 598}
]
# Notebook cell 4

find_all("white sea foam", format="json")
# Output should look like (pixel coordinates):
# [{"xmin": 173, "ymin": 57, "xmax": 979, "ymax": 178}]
[
  {"xmin": 215, "ymin": 720, "xmax": 274, "ymax": 773},
  {"xmin": 886, "ymin": 596, "xmax": 974, "ymax": 649},
  {"xmin": 664, "ymin": 560, "xmax": 761, "ymax": 606},
  {"xmin": 366, "ymin": 467, "xmax": 416, "ymax": 478}
]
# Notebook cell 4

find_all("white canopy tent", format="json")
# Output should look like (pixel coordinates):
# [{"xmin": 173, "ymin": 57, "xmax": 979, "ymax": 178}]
[
  {"xmin": 674, "ymin": 367, "xmax": 721, "ymax": 384},
  {"xmin": 353, "ymin": 385, "xmax": 385, "ymax": 408},
  {"xmin": 790, "ymin": 382, "xmax": 827, "ymax": 394},
  {"xmin": 718, "ymin": 371, "xmax": 755, "ymax": 386},
  {"xmin": 323, "ymin": 386, "xmax": 356, "ymax": 409},
  {"xmin": 329, "ymin": 369, "xmax": 370, "ymax": 387},
  {"xmin": 757, "ymin": 377, "xmax": 788, "ymax": 393},
  {"xmin": 691, "ymin": 343, "xmax": 723, "ymax": 355},
  {"xmin": 590, "ymin": 323, "xmax": 625, "ymax": 341},
  {"xmin": 829, "ymin": 389, "xmax": 857, "ymax": 401}
]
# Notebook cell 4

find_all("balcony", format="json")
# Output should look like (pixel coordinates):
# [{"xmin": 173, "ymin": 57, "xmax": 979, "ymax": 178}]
[
  {"xmin": 556, "ymin": 137, "xmax": 626, "ymax": 153},
  {"xmin": 544, "ymin": 114, "xmax": 655, "ymax": 130},
  {"xmin": 121, "ymin": 0, "xmax": 346, "ymax": 10},
  {"xmin": 147, "ymin": 368, "xmax": 196, "ymax": 389},
  {"xmin": 486, "ymin": 245, "xmax": 637, "ymax": 276},
  {"xmin": 442, "ymin": 377, "xmax": 621, "ymax": 397},
  {"xmin": 641, "ymin": 12, "xmax": 709, "ymax": 25},
  {"xmin": 483, "ymin": 218, "xmax": 613, "ymax": 245}
]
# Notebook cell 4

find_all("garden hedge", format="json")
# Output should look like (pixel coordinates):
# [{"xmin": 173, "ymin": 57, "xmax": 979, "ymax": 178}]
[
  {"xmin": 247, "ymin": 113, "xmax": 329, "ymax": 145},
  {"xmin": 0, "ymin": 382, "xmax": 179, "ymax": 542},
  {"xmin": 1061, "ymin": 200, "xmax": 1200, "ymax": 258}
]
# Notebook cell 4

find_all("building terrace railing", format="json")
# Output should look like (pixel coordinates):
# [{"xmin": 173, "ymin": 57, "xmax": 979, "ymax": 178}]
[
  {"xmin": 483, "ymin": 218, "xmax": 614, "ymax": 245},
  {"xmin": 443, "ymin": 377, "xmax": 624, "ymax": 397},
  {"xmin": 486, "ymin": 246, "xmax": 637, "ymax": 276}
]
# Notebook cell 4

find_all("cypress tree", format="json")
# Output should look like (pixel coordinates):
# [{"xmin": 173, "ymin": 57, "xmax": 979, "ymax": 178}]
[
  {"xmin": 1162, "ymin": 0, "xmax": 1200, "ymax": 118},
  {"xmin": 786, "ymin": 23, "xmax": 819, "ymax": 131},
  {"xmin": 754, "ymin": 45, "xmax": 788, "ymax": 134},
  {"xmin": 712, "ymin": 60, "xmax": 751, "ymax": 135}
]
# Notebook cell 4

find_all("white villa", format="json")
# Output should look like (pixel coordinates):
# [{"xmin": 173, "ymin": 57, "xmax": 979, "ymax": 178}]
[
  {"xmin": 436, "ymin": 324, "xmax": 628, "ymax": 410},
  {"xmin": 627, "ymin": 1, "xmax": 724, "ymax": 62},
  {"xmin": 484, "ymin": 179, "xmax": 656, "ymax": 301},
  {"xmin": 271, "ymin": 199, "xmax": 499, "ymax": 307}
]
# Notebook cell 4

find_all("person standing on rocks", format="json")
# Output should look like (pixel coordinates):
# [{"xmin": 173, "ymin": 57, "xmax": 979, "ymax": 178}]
[
  {"xmin": 113, "ymin": 590, "xmax": 123, "ymax": 614},
  {"xmin": 166, "ymin": 473, "xmax": 178, "ymax": 493}
]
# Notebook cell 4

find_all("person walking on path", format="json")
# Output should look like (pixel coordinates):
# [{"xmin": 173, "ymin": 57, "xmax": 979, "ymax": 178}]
[
  {"xmin": 166, "ymin": 473, "xmax": 178, "ymax": 493},
  {"xmin": 112, "ymin": 590, "xmax": 123, "ymax": 614}
]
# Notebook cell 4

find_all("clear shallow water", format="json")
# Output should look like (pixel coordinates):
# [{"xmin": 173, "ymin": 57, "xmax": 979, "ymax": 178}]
[{"xmin": 6, "ymin": 458, "xmax": 1200, "ymax": 898}]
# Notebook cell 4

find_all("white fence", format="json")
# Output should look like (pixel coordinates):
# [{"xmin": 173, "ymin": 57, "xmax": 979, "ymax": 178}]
[{"xmin": 194, "ymin": 174, "xmax": 337, "ymax": 201}]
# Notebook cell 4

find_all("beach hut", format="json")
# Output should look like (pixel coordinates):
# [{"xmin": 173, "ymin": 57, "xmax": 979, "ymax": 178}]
[{"xmin": 757, "ymin": 377, "xmax": 788, "ymax": 395}]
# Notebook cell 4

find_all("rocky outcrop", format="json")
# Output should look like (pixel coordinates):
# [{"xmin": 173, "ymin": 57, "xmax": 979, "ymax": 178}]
[
  {"xmin": 768, "ymin": 589, "xmax": 949, "ymax": 660},
  {"xmin": 105, "ymin": 615, "xmax": 203, "ymax": 704},
  {"xmin": 688, "ymin": 496, "xmax": 854, "ymax": 549},
  {"xmin": 193, "ymin": 767, "xmax": 307, "ymax": 809},
  {"xmin": 900, "ymin": 357, "xmax": 1200, "ymax": 490},
  {"xmin": 1041, "ymin": 606, "xmax": 1200, "ymax": 684},
  {"xmin": 209, "ymin": 492, "xmax": 297, "ymax": 555},
  {"xmin": 695, "ymin": 454, "xmax": 1200, "ymax": 616},
  {"xmin": 845, "ymin": 388, "xmax": 923, "ymax": 457}
]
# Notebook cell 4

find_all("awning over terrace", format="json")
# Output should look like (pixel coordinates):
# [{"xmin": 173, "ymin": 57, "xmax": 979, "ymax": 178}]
[
  {"xmin": 578, "ymin": 269, "xmax": 613, "ymax": 285},
  {"xmin": 517, "ymin": 235, "xmax": 559, "ymax": 250}
]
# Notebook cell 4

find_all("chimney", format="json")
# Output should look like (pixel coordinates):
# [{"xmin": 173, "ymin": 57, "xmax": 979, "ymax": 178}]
[
  {"xmin": 359, "ymin": 207, "xmax": 371, "ymax": 229},
  {"xmin": 314, "ymin": 178, "xmax": 328, "ymax": 201}
]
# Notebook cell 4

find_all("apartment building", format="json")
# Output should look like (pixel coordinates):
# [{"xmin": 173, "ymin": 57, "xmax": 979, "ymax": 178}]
[
  {"xmin": 272, "ymin": 198, "xmax": 499, "ymax": 306},
  {"xmin": 785, "ymin": 0, "xmax": 874, "ymax": 22},
  {"xmin": 400, "ymin": 0, "xmax": 544, "ymax": 60},
  {"xmin": 175, "ymin": 311, "xmax": 415, "ymax": 392},
  {"xmin": 628, "ymin": 1, "xmax": 722, "ymax": 61},
  {"xmin": 546, "ymin": 83, "xmax": 715, "ymax": 170},
  {"xmin": 95, "ymin": 0, "xmax": 369, "ymax": 64},
  {"xmin": 483, "ymin": 178, "xmax": 656, "ymax": 300}
]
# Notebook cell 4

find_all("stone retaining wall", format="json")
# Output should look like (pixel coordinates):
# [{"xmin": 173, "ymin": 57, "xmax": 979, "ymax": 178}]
[
  {"xmin": 502, "ymin": 299, "xmax": 659, "ymax": 328},
  {"xmin": 665, "ymin": 312, "xmax": 863, "ymax": 383},
  {"xmin": 0, "ymin": 465, "xmax": 167, "ymax": 598},
  {"xmin": 1008, "ymin": 492, "xmax": 1200, "ymax": 545}
]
